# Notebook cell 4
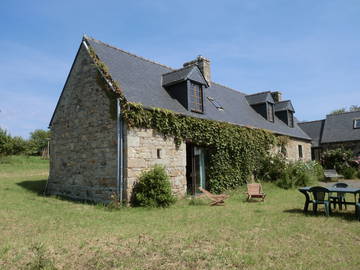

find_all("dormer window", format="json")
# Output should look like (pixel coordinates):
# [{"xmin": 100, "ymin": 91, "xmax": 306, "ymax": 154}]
[
  {"xmin": 274, "ymin": 100, "xmax": 295, "ymax": 128},
  {"xmin": 245, "ymin": 91, "xmax": 275, "ymax": 122},
  {"xmin": 162, "ymin": 65, "xmax": 208, "ymax": 113},
  {"xmin": 191, "ymin": 82, "xmax": 204, "ymax": 113},
  {"xmin": 267, "ymin": 103, "xmax": 274, "ymax": 122}
]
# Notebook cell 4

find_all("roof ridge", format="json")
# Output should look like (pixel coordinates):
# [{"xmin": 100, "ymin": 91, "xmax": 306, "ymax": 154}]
[
  {"xmin": 211, "ymin": 82, "xmax": 247, "ymax": 95},
  {"xmin": 326, "ymin": 110, "xmax": 360, "ymax": 117},
  {"xmin": 298, "ymin": 119, "xmax": 325, "ymax": 124},
  {"xmin": 84, "ymin": 35, "xmax": 175, "ymax": 71},
  {"xmin": 162, "ymin": 65, "xmax": 194, "ymax": 75},
  {"xmin": 245, "ymin": 91, "xmax": 271, "ymax": 97}
]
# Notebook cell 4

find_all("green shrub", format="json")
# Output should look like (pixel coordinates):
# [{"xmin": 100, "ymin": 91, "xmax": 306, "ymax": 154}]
[
  {"xmin": 357, "ymin": 170, "xmax": 360, "ymax": 179},
  {"xmin": 321, "ymin": 148, "xmax": 353, "ymax": 171},
  {"xmin": 342, "ymin": 167, "xmax": 357, "ymax": 179},
  {"xmin": 131, "ymin": 165, "xmax": 176, "ymax": 207},
  {"xmin": 255, "ymin": 153, "xmax": 287, "ymax": 182},
  {"xmin": 276, "ymin": 160, "xmax": 322, "ymax": 189}
]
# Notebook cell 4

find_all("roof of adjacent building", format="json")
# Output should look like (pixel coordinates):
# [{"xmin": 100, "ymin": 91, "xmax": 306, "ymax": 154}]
[
  {"xmin": 321, "ymin": 111, "xmax": 360, "ymax": 143},
  {"xmin": 298, "ymin": 120, "xmax": 325, "ymax": 147},
  {"xmin": 299, "ymin": 111, "xmax": 360, "ymax": 145},
  {"xmin": 82, "ymin": 36, "xmax": 311, "ymax": 140}
]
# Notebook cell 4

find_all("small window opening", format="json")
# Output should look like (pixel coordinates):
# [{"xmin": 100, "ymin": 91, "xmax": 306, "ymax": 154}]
[
  {"xmin": 157, "ymin": 149, "xmax": 162, "ymax": 159},
  {"xmin": 298, "ymin": 145, "xmax": 303, "ymax": 159},
  {"xmin": 207, "ymin": 97, "xmax": 224, "ymax": 111}
]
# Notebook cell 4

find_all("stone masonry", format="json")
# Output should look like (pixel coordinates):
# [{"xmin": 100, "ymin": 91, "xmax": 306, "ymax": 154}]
[
  {"xmin": 124, "ymin": 127, "xmax": 187, "ymax": 201},
  {"xmin": 47, "ymin": 44, "xmax": 118, "ymax": 202},
  {"xmin": 272, "ymin": 137, "xmax": 312, "ymax": 162}
]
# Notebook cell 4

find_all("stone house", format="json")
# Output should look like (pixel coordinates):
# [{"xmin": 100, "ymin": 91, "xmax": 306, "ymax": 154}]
[
  {"xmin": 47, "ymin": 36, "xmax": 311, "ymax": 202},
  {"xmin": 299, "ymin": 111, "xmax": 360, "ymax": 161}
]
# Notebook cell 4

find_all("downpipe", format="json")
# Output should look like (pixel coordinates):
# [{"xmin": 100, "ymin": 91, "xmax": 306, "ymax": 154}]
[{"xmin": 116, "ymin": 98, "xmax": 123, "ymax": 203}]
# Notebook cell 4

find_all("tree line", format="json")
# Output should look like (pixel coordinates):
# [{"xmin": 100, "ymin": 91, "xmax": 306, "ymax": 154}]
[
  {"xmin": 330, "ymin": 105, "xmax": 360, "ymax": 115},
  {"xmin": 0, "ymin": 128, "xmax": 50, "ymax": 156}
]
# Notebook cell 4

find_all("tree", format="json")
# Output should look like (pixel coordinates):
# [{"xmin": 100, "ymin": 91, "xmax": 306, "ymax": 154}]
[
  {"xmin": 27, "ymin": 129, "xmax": 51, "ymax": 156},
  {"xmin": 0, "ymin": 127, "xmax": 12, "ymax": 156},
  {"xmin": 349, "ymin": 105, "xmax": 360, "ymax": 112},
  {"xmin": 329, "ymin": 108, "xmax": 346, "ymax": 115},
  {"xmin": 329, "ymin": 105, "xmax": 360, "ymax": 115}
]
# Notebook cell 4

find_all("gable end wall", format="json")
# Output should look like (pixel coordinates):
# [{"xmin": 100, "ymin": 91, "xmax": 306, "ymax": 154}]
[{"xmin": 47, "ymin": 44, "xmax": 117, "ymax": 202}]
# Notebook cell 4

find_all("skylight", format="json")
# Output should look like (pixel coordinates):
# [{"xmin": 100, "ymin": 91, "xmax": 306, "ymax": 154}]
[{"xmin": 207, "ymin": 97, "xmax": 224, "ymax": 111}]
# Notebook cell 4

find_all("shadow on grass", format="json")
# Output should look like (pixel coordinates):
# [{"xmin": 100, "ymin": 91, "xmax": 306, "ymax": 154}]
[
  {"xmin": 16, "ymin": 179, "xmax": 101, "ymax": 206},
  {"xmin": 16, "ymin": 179, "xmax": 47, "ymax": 195},
  {"xmin": 284, "ymin": 208, "xmax": 359, "ymax": 221}
]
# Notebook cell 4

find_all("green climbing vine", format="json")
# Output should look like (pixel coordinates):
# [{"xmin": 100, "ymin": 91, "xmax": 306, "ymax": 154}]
[{"xmin": 87, "ymin": 41, "xmax": 278, "ymax": 193}]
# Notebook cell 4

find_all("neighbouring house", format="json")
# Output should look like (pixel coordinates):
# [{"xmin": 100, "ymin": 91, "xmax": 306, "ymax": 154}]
[
  {"xmin": 47, "ymin": 36, "xmax": 311, "ymax": 202},
  {"xmin": 299, "ymin": 111, "xmax": 360, "ymax": 161}
]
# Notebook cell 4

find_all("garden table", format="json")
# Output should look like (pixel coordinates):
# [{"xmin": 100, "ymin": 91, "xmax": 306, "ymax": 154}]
[{"xmin": 298, "ymin": 186, "xmax": 360, "ymax": 213}]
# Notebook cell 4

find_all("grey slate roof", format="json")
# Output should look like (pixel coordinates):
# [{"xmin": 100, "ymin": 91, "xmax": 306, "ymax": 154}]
[
  {"xmin": 274, "ymin": 100, "xmax": 295, "ymax": 112},
  {"xmin": 321, "ymin": 111, "xmax": 360, "ymax": 143},
  {"xmin": 298, "ymin": 120, "xmax": 325, "ymax": 147},
  {"xmin": 245, "ymin": 91, "xmax": 274, "ymax": 105},
  {"xmin": 162, "ymin": 65, "xmax": 207, "ymax": 87},
  {"xmin": 85, "ymin": 37, "xmax": 311, "ymax": 141}
]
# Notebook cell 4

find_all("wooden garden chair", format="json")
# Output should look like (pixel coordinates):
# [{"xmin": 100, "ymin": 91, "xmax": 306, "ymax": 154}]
[
  {"xmin": 245, "ymin": 183, "xmax": 266, "ymax": 202},
  {"xmin": 198, "ymin": 187, "xmax": 229, "ymax": 206}
]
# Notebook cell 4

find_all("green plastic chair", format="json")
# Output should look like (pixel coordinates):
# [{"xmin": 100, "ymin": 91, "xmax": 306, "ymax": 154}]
[
  {"xmin": 309, "ymin": 186, "xmax": 331, "ymax": 216},
  {"xmin": 330, "ymin": 182, "xmax": 348, "ymax": 210}
]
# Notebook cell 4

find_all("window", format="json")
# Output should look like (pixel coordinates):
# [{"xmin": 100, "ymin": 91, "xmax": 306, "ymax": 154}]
[
  {"xmin": 354, "ymin": 119, "xmax": 360, "ymax": 129},
  {"xmin": 298, "ymin": 145, "xmax": 303, "ymax": 159},
  {"xmin": 157, "ymin": 149, "xmax": 162, "ymax": 159},
  {"xmin": 267, "ymin": 103, "xmax": 274, "ymax": 122},
  {"xmin": 288, "ymin": 111, "xmax": 294, "ymax": 127},
  {"xmin": 207, "ymin": 96, "xmax": 223, "ymax": 111},
  {"xmin": 191, "ymin": 83, "xmax": 203, "ymax": 113}
]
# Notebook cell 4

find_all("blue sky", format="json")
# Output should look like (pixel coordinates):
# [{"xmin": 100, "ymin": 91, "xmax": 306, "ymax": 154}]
[{"xmin": 1, "ymin": 0, "xmax": 359, "ymax": 138}]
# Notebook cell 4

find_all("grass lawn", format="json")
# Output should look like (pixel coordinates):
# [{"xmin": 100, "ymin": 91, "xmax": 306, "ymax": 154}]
[{"xmin": 0, "ymin": 156, "xmax": 360, "ymax": 270}]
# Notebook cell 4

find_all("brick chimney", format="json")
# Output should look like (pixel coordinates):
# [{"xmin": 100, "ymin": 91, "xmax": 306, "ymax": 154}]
[
  {"xmin": 183, "ymin": 55, "xmax": 211, "ymax": 86},
  {"xmin": 271, "ymin": 91, "xmax": 282, "ymax": 102}
]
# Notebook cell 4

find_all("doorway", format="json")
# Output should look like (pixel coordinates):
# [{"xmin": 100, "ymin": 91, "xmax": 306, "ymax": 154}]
[{"xmin": 186, "ymin": 144, "xmax": 206, "ymax": 195}]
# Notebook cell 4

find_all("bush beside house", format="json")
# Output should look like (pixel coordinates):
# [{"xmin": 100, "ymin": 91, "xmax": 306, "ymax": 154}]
[
  {"xmin": 321, "ymin": 148, "xmax": 360, "ymax": 179},
  {"xmin": 131, "ymin": 165, "xmax": 176, "ymax": 207},
  {"xmin": 256, "ymin": 153, "xmax": 324, "ymax": 189}
]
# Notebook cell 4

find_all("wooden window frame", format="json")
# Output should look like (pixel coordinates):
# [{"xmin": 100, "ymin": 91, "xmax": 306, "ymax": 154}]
[
  {"xmin": 267, "ymin": 103, "xmax": 274, "ymax": 122},
  {"xmin": 191, "ymin": 82, "xmax": 204, "ymax": 113},
  {"xmin": 288, "ymin": 111, "xmax": 294, "ymax": 128}
]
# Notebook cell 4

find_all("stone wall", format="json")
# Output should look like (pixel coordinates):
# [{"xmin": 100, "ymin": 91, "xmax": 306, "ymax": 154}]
[
  {"xmin": 124, "ymin": 127, "xmax": 187, "ymax": 201},
  {"xmin": 47, "ymin": 44, "xmax": 118, "ymax": 202},
  {"xmin": 272, "ymin": 137, "xmax": 312, "ymax": 162},
  {"xmin": 286, "ymin": 138, "xmax": 311, "ymax": 161}
]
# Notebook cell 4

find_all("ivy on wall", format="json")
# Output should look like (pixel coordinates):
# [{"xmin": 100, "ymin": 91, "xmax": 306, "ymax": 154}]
[{"xmin": 87, "ymin": 42, "xmax": 277, "ymax": 192}]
